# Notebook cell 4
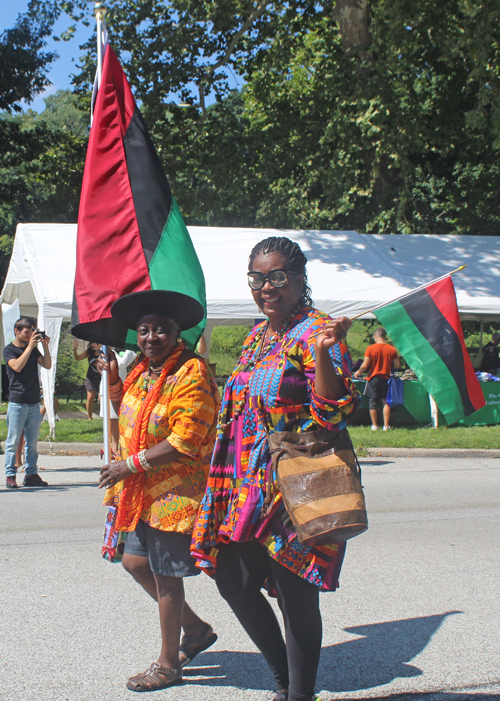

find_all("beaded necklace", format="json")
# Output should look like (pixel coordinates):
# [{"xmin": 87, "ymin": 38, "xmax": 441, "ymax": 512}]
[
  {"xmin": 220, "ymin": 304, "xmax": 303, "ymax": 430},
  {"xmin": 140, "ymin": 357, "xmax": 168, "ymax": 397}
]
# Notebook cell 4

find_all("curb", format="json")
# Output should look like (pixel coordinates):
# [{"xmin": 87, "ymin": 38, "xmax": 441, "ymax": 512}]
[
  {"xmin": 3, "ymin": 444, "xmax": 500, "ymax": 459},
  {"xmin": 36, "ymin": 442, "xmax": 102, "ymax": 455},
  {"xmin": 363, "ymin": 447, "xmax": 500, "ymax": 458}
]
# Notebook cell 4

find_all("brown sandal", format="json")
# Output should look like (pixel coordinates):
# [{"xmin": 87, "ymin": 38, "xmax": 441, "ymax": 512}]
[
  {"xmin": 178, "ymin": 624, "xmax": 217, "ymax": 667},
  {"xmin": 126, "ymin": 663, "xmax": 182, "ymax": 692}
]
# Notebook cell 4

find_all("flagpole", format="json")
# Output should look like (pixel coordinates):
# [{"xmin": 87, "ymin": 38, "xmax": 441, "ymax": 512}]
[
  {"xmin": 95, "ymin": 2, "xmax": 107, "ymax": 89},
  {"xmin": 309, "ymin": 265, "xmax": 468, "ymax": 341},
  {"xmin": 92, "ymin": 0, "xmax": 112, "ymax": 465},
  {"xmin": 349, "ymin": 265, "xmax": 467, "ymax": 320}
]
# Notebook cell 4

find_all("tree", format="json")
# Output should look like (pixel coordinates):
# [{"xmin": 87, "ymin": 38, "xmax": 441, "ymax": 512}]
[
  {"xmin": 64, "ymin": 0, "xmax": 500, "ymax": 236},
  {"xmin": 241, "ymin": 0, "xmax": 500, "ymax": 234},
  {"xmin": 0, "ymin": 90, "xmax": 88, "ymax": 283},
  {"xmin": 0, "ymin": 0, "xmax": 59, "ymax": 112}
]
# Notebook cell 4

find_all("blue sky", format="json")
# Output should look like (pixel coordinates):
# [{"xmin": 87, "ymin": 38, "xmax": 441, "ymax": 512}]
[
  {"xmin": 1, "ymin": 0, "xmax": 94, "ymax": 112},
  {"xmin": 1, "ymin": 1, "xmax": 243, "ymax": 112}
]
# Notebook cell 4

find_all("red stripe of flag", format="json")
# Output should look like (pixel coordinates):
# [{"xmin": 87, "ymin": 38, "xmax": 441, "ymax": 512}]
[
  {"xmin": 74, "ymin": 47, "xmax": 150, "ymax": 327},
  {"xmin": 426, "ymin": 277, "xmax": 484, "ymax": 410}
]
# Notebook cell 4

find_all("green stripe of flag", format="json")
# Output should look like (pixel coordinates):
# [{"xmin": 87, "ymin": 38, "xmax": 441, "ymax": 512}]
[
  {"xmin": 375, "ymin": 300, "xmax": 465, "ymax": 424},
  {"xmin": 149, "ymin": 197, "xmax": 206, "ymax": 349},
  {"xmin": 124, "ymin": 198, "xmax": 206, "ymax": 350}
]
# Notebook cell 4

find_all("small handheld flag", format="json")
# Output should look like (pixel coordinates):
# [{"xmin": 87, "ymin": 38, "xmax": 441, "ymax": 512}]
[{"xmin": 374, "ymin": 276, "xmax": 485, "ymax": 424}]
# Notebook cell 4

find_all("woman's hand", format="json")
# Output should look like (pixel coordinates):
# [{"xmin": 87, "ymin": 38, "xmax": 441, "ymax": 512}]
[
  {"xmin": 314, "ymin": 317, "xmax": 352, "ymax": 353},
  {"xmin": 72, "ymin": 339, "xmax": 79, "ymax": 351},
  {"xmin": 96, "ymin": 349, "xmax": 119, "ymax": 383},
  {"xmin": 99, "ymin": 460, "xmax": 130, "ymax": 489},
  {"xmin": 313, "ymin": 317, "xmax": 353, "ymax": 401}
]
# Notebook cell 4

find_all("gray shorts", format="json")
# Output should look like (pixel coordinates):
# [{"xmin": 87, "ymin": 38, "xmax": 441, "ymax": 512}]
[{"xmin": 124, "ymin": 519, "xmax": 200, "ymax": 578}]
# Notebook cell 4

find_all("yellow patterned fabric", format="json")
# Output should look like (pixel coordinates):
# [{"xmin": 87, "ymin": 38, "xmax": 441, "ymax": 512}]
[{"xmin": 107, "ymin": 356, "xmax": 219, "ymax": 534}]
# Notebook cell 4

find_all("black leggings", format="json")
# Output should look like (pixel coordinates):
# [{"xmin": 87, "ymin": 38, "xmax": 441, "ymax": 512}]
[{"xmin": 215, "ymin": 539, "xmax": 322, "ymax": 701}]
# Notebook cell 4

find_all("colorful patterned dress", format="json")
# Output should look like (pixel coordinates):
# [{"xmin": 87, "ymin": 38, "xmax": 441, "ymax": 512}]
[
  {"xmin": 105, "ymin": 356, "xmax": 219, "ymax": 535},
  {"xmin": 191, "ymin": 307, "xmax": 361, "ymax": 592}
]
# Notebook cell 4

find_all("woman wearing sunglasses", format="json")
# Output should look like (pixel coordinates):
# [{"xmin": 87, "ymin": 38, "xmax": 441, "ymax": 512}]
[{"xmin": 192, "ymin": 236, "xmax": 360, "ymax": 701}]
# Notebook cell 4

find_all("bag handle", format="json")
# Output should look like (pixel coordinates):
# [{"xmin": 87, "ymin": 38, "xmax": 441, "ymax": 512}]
[{"xmin": 261, "ymin": 445, "xmax": 283, "ymax": 518}]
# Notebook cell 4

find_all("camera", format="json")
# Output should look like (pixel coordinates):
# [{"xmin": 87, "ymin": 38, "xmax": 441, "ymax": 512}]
[{"xmin": 35, "ymin": 329, "xmax": 46, "ymax": 339}]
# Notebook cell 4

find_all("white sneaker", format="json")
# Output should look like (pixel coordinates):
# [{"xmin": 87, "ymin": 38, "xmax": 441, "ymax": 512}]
[
  {"xmin": 383, "ymin": 426, "xmax": 392, "ymax": 431},
  {"xmin": 371, "ymin": 425, "xmax": 378, "ymax": 431}
]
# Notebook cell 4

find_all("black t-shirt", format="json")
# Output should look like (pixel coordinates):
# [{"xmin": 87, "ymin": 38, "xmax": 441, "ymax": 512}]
[
  {"xmin": 3, "ymin": 343, "xmax": 42, "ymax": 404},
  {"xmin": 480, "ymin": 342, "xmax": 500, "ymax": 373},
  {"xmin": 86, "ymin": 347, "xmax": 101, "ymax": 385}
]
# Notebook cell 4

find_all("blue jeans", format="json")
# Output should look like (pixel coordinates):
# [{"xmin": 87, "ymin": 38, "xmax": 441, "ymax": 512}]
[{"xmin": 4, "ymin": 402, "xmax": 43, "ymax": 477}]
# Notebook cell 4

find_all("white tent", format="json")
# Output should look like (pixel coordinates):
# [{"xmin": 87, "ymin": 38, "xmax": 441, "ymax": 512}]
[
  {"xmin": 0, "ymin": 224, "xmax": 76, "ymax": 433},
  {"xmin": 2, "ymin": 223, "xmax": 500, "ymax": 432},
  {"xmin": 362, "ymin": 234, "xmax": 500, "ymax": 321}
]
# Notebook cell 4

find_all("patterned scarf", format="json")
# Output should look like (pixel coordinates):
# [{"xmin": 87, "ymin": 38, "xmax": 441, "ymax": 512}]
[{"xmin": 114, "ymin": 341, "xmax": 186, "ymax": 531}]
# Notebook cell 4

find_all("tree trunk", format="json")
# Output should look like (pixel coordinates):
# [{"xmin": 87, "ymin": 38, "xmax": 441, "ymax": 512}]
[{"xmin": 333, "ymin": 0, "xmax": 371, "ymax": 50}]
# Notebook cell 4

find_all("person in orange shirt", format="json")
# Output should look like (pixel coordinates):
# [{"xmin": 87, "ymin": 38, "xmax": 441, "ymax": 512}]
[
  {"xmin": 97, "ymin": 290, "xmax": 220, "ymax": 692},
  {"xmin": 354, "ymin": 327, "xmax": 400, "ymax": 431}
]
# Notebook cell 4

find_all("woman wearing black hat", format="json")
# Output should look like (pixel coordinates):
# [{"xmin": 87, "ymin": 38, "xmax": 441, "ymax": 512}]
[{"xmin": 98, "ymin": 290, "xmax": 219, "ymax": 692}]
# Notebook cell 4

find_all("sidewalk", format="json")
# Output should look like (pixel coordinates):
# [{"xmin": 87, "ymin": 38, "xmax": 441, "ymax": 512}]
[{"xmin": 30, "ymin": 443, "xmax": 500, "ymax": 458}]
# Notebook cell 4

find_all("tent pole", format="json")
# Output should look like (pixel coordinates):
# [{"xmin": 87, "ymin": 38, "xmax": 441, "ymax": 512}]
[
  {"xmin": 0, "ymin": 313, "xmax": 3, "ymax": 404},
  {"xmin": 479, "ymin": 318, "xmax": 484, "ymax": 354},
  {"xmin": 429, "ymin": 394, "xmax": 439, "ymax": 429}
]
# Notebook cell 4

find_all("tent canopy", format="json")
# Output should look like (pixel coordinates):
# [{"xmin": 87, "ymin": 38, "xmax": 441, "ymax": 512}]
[
  {"xmin": 3, "ymin": 223, "xmax": 500, "ymax": 325},
  {"xmin": 363, "ymin": 234, "xmax": 500, "ymax": 321},
  {"xmin": 2, "ymin": 223, "xmax": 500, "ymax": 431}
]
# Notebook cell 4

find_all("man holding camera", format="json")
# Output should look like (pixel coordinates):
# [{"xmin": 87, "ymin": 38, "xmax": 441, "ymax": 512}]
[{"xmin": 3, "ymin": 318, "xmax": 51, "ymax": 488}]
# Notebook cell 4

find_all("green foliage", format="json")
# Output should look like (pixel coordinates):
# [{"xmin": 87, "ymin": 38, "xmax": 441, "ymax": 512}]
[
  {"xmin": 240, "ymin": 0, "xmax": 500, "ymax": 234},
  {"xmin": 0, "ymin": 1, "xmax": 58, "ymax": 112},
  {"xmin": 24, "ymin": 89, "xmax": 89, "ymax": 137},
  {"xmin": 461, "ymin": 320, "xmax": 500, "ymax": 350},
  {"xmin": 61, "ymin": 0, "xmax": 500, "ymax": 236},
  {"xmin": 0, "ymin": 90, "xmax": 88, "ymax": 283},
  {"xmin": 210, "ymin": 325, "xmax": 252, "ymax": 356},
  {"xmin": 55, "ymin": 322, "xmax": 87, "ymax": 394},
  {"xmin": 209, "ymin": 325, "xmax": 252, "ymax": 376},
  {"xmin": 346, "ymin": 320, "xmax": 380, "ymax": 360},
  {"xmin": 2, "ymin": 0, "xmax": 500, "ymax": 298}
]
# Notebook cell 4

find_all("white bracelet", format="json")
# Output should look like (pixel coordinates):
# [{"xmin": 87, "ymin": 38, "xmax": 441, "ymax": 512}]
[
  {"xmin": 126, "ymin": 455, "xmax": 138, "ymax": 473},
  {"xmin": 138, "ymin": 449, "xmax": 152, "ymax": 470}
]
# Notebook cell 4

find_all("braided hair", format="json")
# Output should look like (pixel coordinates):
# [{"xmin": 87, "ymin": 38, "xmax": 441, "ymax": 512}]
[{"xmin": 248, "ymin": 236, "xmax": 313, "ymax": 307}]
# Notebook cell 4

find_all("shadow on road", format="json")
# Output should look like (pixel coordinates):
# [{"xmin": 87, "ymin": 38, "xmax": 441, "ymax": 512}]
[
  {"xmin": 319, "ymin": 611, "xmax": 462, "ymax": 692},
  {"xmin": 0, "ymin": 482, "xmax": 98, "ymax": 492},
  {"xmin": 182, "ymin": 611, "xmax": 464, "ymax": 695},
  {"xmin": 330, "ymin": 695, "xmax": 500, "ymax": 701},
  {"xmin": 45, "ymin": 467, "xmax": 100, "ymax": 473}
]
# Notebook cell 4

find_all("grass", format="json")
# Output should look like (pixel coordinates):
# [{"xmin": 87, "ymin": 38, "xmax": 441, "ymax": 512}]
[
  {"xmin": 349, "ymin": 424, "xmax": 500, "ymax": 451},
  {"xmin": 1, "ymin": 417, "xmax": 498, "ymax": 449},
  {"xmin": 0, "ymin": 418, "xmax": 103, "ymax": 443},
  {"xmin": 0, "ymin": 399, "xmax": 104, "ymax": 443},
  {"xmin": 1, "ymin": 397, "xmax": 499, "ymax": 449},
  {"xmin": 0, "ymin": 399, "xmax": 93, "ymax": 415},
  {"xmin": 39, "ymin": 419, "xmax": 103, "ymax": 443}
]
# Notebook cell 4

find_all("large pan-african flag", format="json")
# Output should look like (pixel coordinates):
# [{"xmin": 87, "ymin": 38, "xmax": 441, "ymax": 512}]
[{"xmin": 71, "ymin": 45, "xmax": 205, "ymax": 349}]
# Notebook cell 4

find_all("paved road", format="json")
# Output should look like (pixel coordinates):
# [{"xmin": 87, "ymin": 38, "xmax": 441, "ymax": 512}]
[{"xmin": 0, "ymin": 455, "xmax": 499, "ymax": 701}]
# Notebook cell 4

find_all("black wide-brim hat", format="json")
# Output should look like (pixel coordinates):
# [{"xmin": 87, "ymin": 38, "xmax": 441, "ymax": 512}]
[{"xmin": 111, "ymin": 290, "xmax": 204, "ymax": 331}]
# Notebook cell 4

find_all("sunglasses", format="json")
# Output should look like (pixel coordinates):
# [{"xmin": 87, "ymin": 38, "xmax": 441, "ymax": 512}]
[{"xmin": 247, "ymin": 269, "xmax": 298, "ymax": 290}]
